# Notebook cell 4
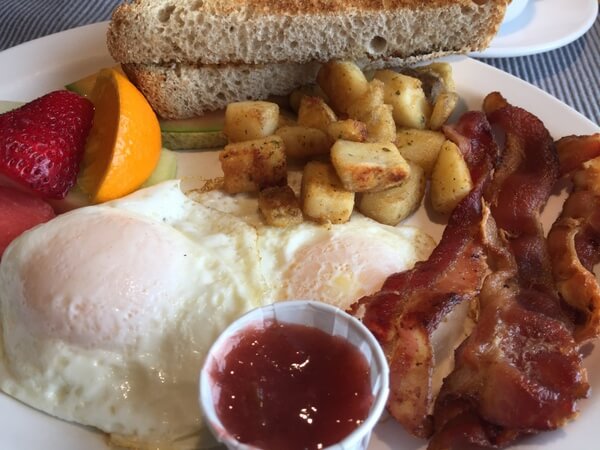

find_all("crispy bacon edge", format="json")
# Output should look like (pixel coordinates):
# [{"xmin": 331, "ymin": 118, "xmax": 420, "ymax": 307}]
[
  {"xmin": 548, "ymin": 134, "xmax": 600, "ymax": 342},
  {"xmin": 429, "ymin": 93, "xmax": 589, "ymax": 450},
  {"xmin": 348, "ymin": 111, "xmax": 499, "ymax": 438}
]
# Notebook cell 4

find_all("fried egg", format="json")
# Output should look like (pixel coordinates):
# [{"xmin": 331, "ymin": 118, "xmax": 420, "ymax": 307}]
[
  {"xmin": 256, "ymin": 216, "xmax": 434, "ymax": 310},
  {"xmin": 0, "ymin": 181, "xmax": 267, "ymax": 449},
  {"xmin": 0, "ymin": 178, "xmax": 435, "ymax": 449},
  {"xmin": 192, "ymin": 175, "xmax": 436, "ymax": 310}
]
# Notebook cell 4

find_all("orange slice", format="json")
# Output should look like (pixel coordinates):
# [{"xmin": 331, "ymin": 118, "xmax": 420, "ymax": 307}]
[
  {"xmin": 78, "ymin": 68, "xmax": 161, "ymax": 203},
  {"xmin": 65, "ymin": 65, "xmax": 125, "ymax": 97}
]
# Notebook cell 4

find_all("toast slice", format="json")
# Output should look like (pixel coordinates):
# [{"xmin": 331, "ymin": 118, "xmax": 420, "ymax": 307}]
[{"xmin": 108, "ymin": 0, "xmax": 508, "ymax": 66}]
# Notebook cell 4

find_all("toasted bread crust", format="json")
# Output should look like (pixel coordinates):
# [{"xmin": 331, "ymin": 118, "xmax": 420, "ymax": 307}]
[
  {"xmin": 112, "ymin": 0, "xmax": 499, "ymax": 15},
  {"xmin": 108, "ymin": 0, "xmax": 508, "ymax": 65}
]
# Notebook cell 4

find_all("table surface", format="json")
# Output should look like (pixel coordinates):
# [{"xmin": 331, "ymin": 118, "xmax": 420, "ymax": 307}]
[{"xmin": 0, "ymin": 0, "xmax": 598, "ymax": 125}]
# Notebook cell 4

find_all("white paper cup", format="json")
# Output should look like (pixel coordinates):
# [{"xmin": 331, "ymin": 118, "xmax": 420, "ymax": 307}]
[
  {"xmin": 200, "ymin": 300, "xmax": 390, "ymax": 450},
  {"xmin": 503, "ymin": 0, "xmax": 529, "ymax": 24}
]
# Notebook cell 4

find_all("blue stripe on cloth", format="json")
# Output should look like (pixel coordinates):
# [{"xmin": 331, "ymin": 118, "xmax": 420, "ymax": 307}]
[
  {"xmin": 0, "ymin": 1, "xmax": 598, "ymax": 123},
  {"xmin": 0, "ymin": 0, "xmax": 120, "ymax": 50}
]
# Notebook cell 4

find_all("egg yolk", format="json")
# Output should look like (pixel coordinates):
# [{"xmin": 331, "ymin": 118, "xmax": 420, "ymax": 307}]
[
  {"xmin": 18, "ymin": 213, "xmax": 190, "ymax": 349},
  {"xmin": 280, "ymin": 234, "xmax": 411, "ymax": 308}
]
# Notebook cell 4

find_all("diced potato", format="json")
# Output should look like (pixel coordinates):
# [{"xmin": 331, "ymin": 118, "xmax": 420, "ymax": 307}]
[
  {"xmin": 277, "ymin": 110, "xmax": 297, "ymax": 128},
  {"xmin": 429, "ymin": 91, "xmax": 459, "ymax": 131},
  {"xmin": 374, "ymin": 70, "xmax": 431, "ymax": 129},
  {"xmin": 347, "ymin": 79, "xmax": 385, "ymax": 121},
  {"xmin": 224, "ymin": 101, "xmax": 280, "ymax": 143},
  {"xmin": 416, "ymin": 62, "xmax": 455, "ymax": 93},
  {"xmin": 365, "ymin": 104, "xmax": 396, "ymax": 143},
  {"xmin": 400, "ymin": 67, "xmax": 443, "ymax": 103},
  {"xmin": 330, "ymin": 140, "xmax": 410, "ymax": 192},
  {"xmin": 430, "ymin": 140, "xmax": 473, "ymax": 214},
  {"xmin": 297, "ymin": 96, "xmax": 338, "ymax": 132},
  {"xmin": 343, "ymin": 79, "xmax": 394, "ymax": 142},
  {"xmin": 289, "ymin": 84, "xmax": 329, "ymax": 112},
  {"xmin": 258, "ymin": 185, "xmax": 303, "ymax": 227},
  {"xmin": 358, "ymin": 162, "xmax": 426, "ymax": 225},
  {"xmin": 395, "ymin": 129, "xmax": 446, "ymax": 177},
  {"xmin": 219, "ymin": 136, "xmax": 287, "ymax": 193},
  {"xmin": 301, "ymin": 161, "xmax": 355, "ymax": 224},
  {"xmin": 316, "ymin": 61, "xmax": 369, "ymax": 114},
  {"xmin": 405, "ymin": 63, "xmax": 457, "ymax": 105},
  {"xmin": 327, "ymin": 119, "xmax": 368, "ymax": 142},
  {"xmin": 275, "ymin": 125, "xmax": 332, "ymax": 159}
]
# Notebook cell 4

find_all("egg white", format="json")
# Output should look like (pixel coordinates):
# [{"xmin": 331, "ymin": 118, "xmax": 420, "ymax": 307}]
[{"xmin": 0, "ymin": 181, "xmax": 267, "ymax": 449}]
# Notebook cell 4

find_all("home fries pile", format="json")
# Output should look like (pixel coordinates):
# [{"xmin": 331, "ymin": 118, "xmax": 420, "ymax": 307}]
[{"xmin": 216, "ymin": 60, "xmax": 466, "ymax": 227}]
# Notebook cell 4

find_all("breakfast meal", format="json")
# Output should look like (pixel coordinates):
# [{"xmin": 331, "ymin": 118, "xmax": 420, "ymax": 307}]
[{"xmin": 1, "ymin": 0, "xmax": 600, "ymax": 449}]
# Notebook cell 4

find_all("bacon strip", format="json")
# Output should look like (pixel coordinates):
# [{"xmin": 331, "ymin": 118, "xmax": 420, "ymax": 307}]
[
  {"xmin": 484, "ymin": 94, "xmax": 564, "ymax": 319},
  {"xmin": 350, "ymin": 111, "xmax": 499, "ymax": 438},
  {"xmin": 555, "ymin": 134, "xmax": 600, "ymax": 177},
  {"xmin": 430, "ymin": 93, "xmax": 589, "ymax": 449},
  {"xmin": 430, "ymin": 266, "xmax": 589, "ymax": 449},
  {"xmin": 548, "ymin": 134, "xmax": 600, "ymax": 342}
]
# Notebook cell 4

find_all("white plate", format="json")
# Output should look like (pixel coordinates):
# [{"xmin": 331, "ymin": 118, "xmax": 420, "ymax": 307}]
[
  {"xmin": 0, "ymin": 22, "xmax": 599, "ymax": 450},
  {"xmin": 471, "ymin": 0, "xmax": 598, "ymax": 58}
]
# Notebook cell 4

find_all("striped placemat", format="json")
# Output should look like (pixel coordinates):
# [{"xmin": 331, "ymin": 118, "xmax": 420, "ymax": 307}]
[
  {"xmin": 1, "ymin": 0, "xmax": 598, "ymax": 124},
  {"xmin": 0, "ymin": 1, "xmax": 117, "ymax": 49}
]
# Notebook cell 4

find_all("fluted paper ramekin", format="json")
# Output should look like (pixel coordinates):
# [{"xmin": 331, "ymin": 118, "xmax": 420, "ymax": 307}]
[{"xmin": 199, "ymin": 300, "xmax": 389, "ymax": 450}]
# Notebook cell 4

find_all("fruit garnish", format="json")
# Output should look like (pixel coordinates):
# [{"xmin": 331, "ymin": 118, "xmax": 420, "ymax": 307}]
[
  {"xmin": 159, "ymin": 111, "xmax": 226, "ymax": 149},
  {"xmin": 0, "ymin": 91, "xmax": 94, "ymax": 199},
  {"xmin": 0, "ymin": 186, "xmax": 55, "ymax": 257},
  {"xmin": 141, "ymin": 148, "xmax": 178, "ymax": 188},
  {"xmin": 65, "ymin": 65, "xmax": 125, "ymax": 97},
  {"xmin": 78, "ymin": 68, "xmax": 161, "ymax": 203}
]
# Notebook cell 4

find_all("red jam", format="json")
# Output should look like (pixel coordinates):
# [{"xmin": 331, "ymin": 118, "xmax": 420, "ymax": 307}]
[{"xmin": 210, "ymin": 320, "xmax": 374, "ymax": 450}]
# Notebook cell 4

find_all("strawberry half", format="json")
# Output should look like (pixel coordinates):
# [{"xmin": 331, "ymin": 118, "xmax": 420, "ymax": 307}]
[{"xmin": 0, "ymin": 90, "xmax": 94, "ymax": 199}]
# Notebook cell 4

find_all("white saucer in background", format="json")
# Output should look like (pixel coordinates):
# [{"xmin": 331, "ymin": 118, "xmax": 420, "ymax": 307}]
[
  {"xmin": 471, "ymin": 0, "xmax": 598, "ymax": 58},
  {"xmin": 503, "ymin": 0, "xmax": 530, "ymax": 24}
]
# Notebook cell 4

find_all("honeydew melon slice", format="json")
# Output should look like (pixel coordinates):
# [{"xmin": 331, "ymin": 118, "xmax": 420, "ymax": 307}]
[
  {"xmin": 142, "ymin": 148, "xmax": 178, "ymax": 187},
  {"xmin": 159, "ymin": 111, "xmax": 226, "ymax": 150}
]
